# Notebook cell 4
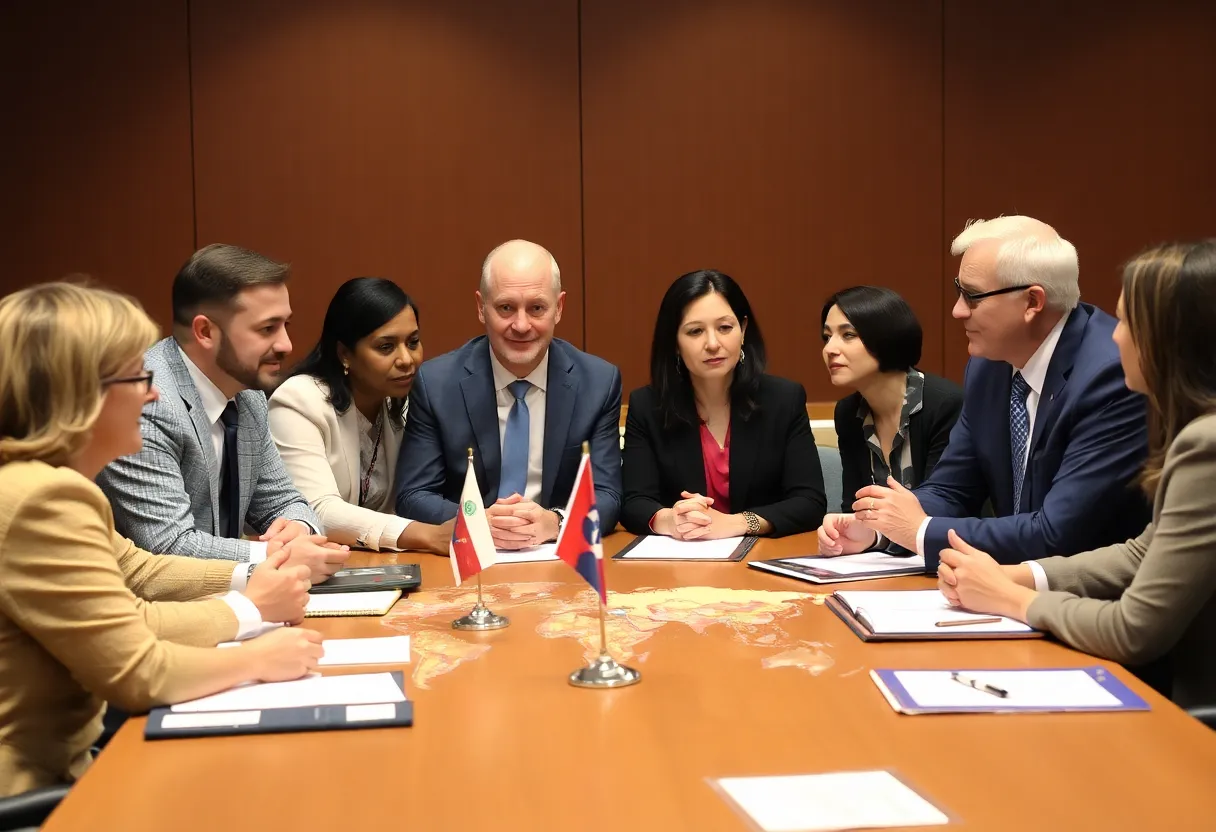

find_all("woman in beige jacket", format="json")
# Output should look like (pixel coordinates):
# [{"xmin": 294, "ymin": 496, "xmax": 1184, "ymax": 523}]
[
  {"xmin": 939, "ymin": 240, "xmax": 1216, "ymax": 707},
  {"xmin": 0, "ymin": 283, "xmax": 323, "ymax": 796},
  {"xmin": 269, "ymin": 278, "xmax": 450, "ymax": 554}
]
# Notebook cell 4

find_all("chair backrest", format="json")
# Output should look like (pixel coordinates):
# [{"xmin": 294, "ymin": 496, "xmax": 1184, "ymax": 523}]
[
  {"xmin": 0, "ymin": 783, "xmax": 70, "ymax": 831},
  {"xmin": 818, "ymin": 445, "xmax": 843, "ymax": 514}
]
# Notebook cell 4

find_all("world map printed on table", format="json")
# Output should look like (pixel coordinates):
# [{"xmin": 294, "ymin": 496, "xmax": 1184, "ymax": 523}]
[{"xmin": 380, "ymin": 583, "xmax": 833, "ymax": 689}]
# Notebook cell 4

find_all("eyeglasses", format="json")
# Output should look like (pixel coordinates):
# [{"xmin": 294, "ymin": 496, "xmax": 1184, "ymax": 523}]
[
  {"xmin": 954, "ymin": 277, "xmax": 1033, "ymax": 309},
  {"xmin": 102, "ymin": 370, "xmax": 155, "ymax": 393}
]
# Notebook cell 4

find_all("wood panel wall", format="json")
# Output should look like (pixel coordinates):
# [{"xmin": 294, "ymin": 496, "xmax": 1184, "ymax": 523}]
[{"xmin": 3, "ymin": 1, "xmax": 1214, "ymax": 400}]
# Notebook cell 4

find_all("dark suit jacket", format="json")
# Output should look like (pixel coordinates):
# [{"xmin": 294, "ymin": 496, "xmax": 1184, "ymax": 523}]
[
  {"xmin": 620, "ymin": 375, "xmax": 827, "ymax": 537},
  {"xmin": 916, "ymin": 303, "xmax": 1150, "ymax": 570},
  {"xmin": 834, "ymin": 371, "xmax": 964, "ymax": 513},
  {"xmin": 394, "ymin": 336, "xmax": 623, "ymax": 531}
]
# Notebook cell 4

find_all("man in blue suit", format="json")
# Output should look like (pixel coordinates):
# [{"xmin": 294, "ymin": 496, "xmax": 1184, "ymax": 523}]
[
  {"xmin": 395, "ymin": 239, "xmax": 623, "ymax": 548},
  {"xmin": 819, "ymin": 216, "xmax": 1149, "ymax": 570}
]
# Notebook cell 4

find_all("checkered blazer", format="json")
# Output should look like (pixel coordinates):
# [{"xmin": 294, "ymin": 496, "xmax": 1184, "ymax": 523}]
[{"xmin": 96, "ymin": 338, "xmax": 319, "ymax": 561}]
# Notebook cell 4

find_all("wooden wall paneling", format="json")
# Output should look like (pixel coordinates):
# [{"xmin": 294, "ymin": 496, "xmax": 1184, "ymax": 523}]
[
  {"xmin": 0, "ymin": 0, "xmax": 195, "ymax": 329},
  {"xmin": 580, "ymin": 0, "xmax": 945, "ymax": 401},
  {"xmin": 943, "ymin": 0, "xmax": 1216, "ymax": 381},
  {"xmin": 189, "ymin": 0, "xmax": 583, "ymax": 366}
]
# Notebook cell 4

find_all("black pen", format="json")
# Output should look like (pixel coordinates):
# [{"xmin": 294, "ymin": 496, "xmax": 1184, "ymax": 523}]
[{"xmin": 951, "ymin": 671, "xmax": 1009, "ymax": 698}]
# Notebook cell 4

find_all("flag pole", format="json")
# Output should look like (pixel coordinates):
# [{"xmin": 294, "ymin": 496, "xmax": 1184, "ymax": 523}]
[
  {"xmin": 567, "ymin": 441, "xmax": 640, "ymax": 689},
  {"xmin": 452, "ymin": 446, "xmax": 509, "ymax": 631}
]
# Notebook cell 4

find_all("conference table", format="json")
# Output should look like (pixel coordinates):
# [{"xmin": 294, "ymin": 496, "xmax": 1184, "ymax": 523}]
[{"xmin": 43, "ymin": 532, "xmax": 1216, "ymax": 831}]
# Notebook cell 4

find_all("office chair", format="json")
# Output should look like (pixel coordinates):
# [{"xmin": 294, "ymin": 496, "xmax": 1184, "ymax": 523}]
[
  {"xmin": 0, "ymin": 784, "xmax": 70, "ymax": 831},
  {"xmin": 1186, "ymin": 705, "xmax": 1216, "ymax": 730},
  {"xmin": 817, "ymin": 445, "xmax": 843, "ymax": 514}
]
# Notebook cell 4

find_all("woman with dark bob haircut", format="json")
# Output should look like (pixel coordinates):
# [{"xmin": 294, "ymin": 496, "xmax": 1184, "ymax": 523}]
[
  {"xmin": 821, "ymin": 286, "xmax": 963, "ymax": 512},
  {"xmin": 621, "ymin": 269, "xmax": 826, "ymax": 539},
  {"xmin": 268, "ymin": 277, "xmax": 450, "ymax": 554}
]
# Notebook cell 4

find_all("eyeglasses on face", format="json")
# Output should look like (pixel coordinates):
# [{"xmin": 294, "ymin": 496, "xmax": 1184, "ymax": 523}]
[
  {"xmin": 101, "ymin": 370, "xmax": 155, "ymax": 393},
  {"xmin": 953, "ymin": 277, "xmax": 1033, "ymax": 309}
]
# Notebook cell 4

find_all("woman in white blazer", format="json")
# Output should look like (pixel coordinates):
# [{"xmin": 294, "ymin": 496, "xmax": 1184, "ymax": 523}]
[{"xmin": 269, "ymin": 278, "xmax": 450, "ymax": 554}]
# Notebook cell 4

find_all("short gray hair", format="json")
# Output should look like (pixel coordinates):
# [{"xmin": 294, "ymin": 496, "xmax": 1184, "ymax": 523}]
[
  {"xmin": 951, "ymin": 216, "xmax": 1080, "ymax": 312},
  {"xmin": 480, "ymin": 240, "xmax": 561, "ymax": 296}
]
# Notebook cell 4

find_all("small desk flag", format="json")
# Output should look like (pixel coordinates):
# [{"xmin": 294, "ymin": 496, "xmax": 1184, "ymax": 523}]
[
  {"xmin": 554, "ymin": 450, "xmax": 606, "ymax": 603},
  {"xmin": 449, "ymin": 457, "xmax": 497, "ymax": 585}
]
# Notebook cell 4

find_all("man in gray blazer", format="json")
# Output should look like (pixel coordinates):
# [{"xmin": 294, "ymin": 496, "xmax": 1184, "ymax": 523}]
[
  {"xmin": 395, "ymin": 239, "xmax": 623, "ymax": 547},
  {"xmin": 98, "ymin": 244, "xmax": 346, "ymax": 580}
]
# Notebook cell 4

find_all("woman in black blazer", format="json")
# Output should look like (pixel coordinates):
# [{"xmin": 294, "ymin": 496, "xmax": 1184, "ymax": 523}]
[
  {"xmin": 621, "ymin": 270, "xmax": 827, "ymax": 539},
  {"xmin": 821, "ymin": 286, "xmax": 963, "ymax": 513}
]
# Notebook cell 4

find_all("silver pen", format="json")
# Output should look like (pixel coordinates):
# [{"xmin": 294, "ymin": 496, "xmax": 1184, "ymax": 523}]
[{"xmin": 951, "ymin": 671, "xmax": 1009, "ymax": 698}]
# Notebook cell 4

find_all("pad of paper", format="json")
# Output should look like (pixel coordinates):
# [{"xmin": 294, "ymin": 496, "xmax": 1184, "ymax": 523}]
[
  {"xmin": 494, "ymin": 543, "xmax": 560, "ymax": 563},
  {"xmin": 619, "ymin": 536, "xmax": 744, "ymax": 560},
  {"xmin": 305, "ymin": 590, "xmax": 400, "ymax": 616},
  {"xmin": 784, "ymin": 552, "xmax": 926, "ymax": 575},
  {"xmin": 837, "ymin": 589, "xmax": 1032, "ymax": 634},
  {"xmin": 172, "ymin": 672, "xmax": 405, "ymax": 713},
  {"xmin": 714, "ymin": 770, "xmax": 948, "ymax": 831},
  {"xmin": 318, "ymin": 636, "xmax": 411, "ymax": 667},
  {"xmin": 891, "ymin": 669, "xmax": 1122, "ymax": 709}
]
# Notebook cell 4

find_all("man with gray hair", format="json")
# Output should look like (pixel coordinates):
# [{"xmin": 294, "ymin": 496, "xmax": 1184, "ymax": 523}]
[
  {"xmin": 395, "ymin": 239, "xmax": 623, "ymax": 546},
  {"xmin": 819, "ymin": 216, "xmax": 1150, "ymax": 571}
]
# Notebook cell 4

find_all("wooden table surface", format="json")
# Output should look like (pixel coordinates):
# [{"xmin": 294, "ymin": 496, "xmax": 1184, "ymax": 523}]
[{"xmin": 43, "ymin": 533, "xmax": 1216, "ymax": 832}]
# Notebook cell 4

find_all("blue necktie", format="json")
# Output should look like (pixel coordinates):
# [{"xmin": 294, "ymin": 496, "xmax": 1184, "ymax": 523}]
[
  {"xmin": 1010, "ymin": 372, "xmax": 1031, "ymax": 512},
  {"xmin": 219, "ymin": 401, "xmax": 241, "ymax": 538},
  {"xmin": 499, "ymin": 380, "xmax": 531, "ymax": 498}
]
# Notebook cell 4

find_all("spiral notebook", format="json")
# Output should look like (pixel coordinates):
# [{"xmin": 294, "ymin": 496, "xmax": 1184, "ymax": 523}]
[{"xmin": 305, "ymin": 589, "xmax": 402, "ymax": 618}]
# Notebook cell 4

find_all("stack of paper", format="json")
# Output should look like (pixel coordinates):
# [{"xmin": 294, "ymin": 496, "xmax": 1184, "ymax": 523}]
[
  {"xmin": 749, "ymin": 551, "xmax": 925, "ymax": 584},
  {"xmin": 494, "ymin": 543, "xmax": 560, "ymax": 563},
  {"xmin": 835, "ymin": 589, "xmax": 1033, "ymax": 635},
  {"xmin": 714, "ymin": 770, "xmax": 948, "ymax": 831},
  {"xmin": 617, "ymin": 535, "xmax": 747, "ymax": 560},
  {"xmin": 171, "ymin": 672, "xmax": 407, "ymax": 714},
  {"xmin": 870, "ymin": 667, "xmax": 1151, "ymax": 714}
]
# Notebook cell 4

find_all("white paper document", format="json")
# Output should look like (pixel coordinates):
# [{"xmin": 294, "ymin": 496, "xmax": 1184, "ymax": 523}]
[
  {"xmin": 784, "ymin": 552, "xmax": 926, "ymax": 575},
  {"xmin": 836, "ymin": 589, "xmax": 1032, "ymax": 634},
  {"xmin": 890, "ymin": 669, "xmax": 1122, "ymax": 710},
  {"xmin": 317, "ymin": 636, "xmax": 411, "ymax": 667},
  {"xmin": 171, "ymin": 672, "xmax": 405, "ymax": 713},
  {"xmin": 618, "ymin": 535, "xmax": 745, "ymax": 560},
  {"xmin": 715, "ymin": 770, "xmax": 948, "ymax": 831},
  {"xmin": 494, "ymin": 543, "xmax": 560, "ymax": 563}
]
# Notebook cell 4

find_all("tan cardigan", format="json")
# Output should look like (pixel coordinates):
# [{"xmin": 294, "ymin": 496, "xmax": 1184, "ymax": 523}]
[
  {"xmin": 0, "ymin": 461, "xmax": 239, "ymax": 796},
  {"xmin": 1029, "ymin": 412, "xmax": 1216, "ymax": 707}
]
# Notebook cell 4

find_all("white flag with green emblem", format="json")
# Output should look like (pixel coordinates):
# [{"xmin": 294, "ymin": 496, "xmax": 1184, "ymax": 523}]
[{"xmin": 449, "ymin": 458, "xmax": 498, "ymax": 585}]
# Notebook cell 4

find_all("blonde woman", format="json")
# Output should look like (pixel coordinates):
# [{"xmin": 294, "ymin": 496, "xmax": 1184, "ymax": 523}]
[
  {"xmin": 0, "ymin": 283, "xmax": 323, "ymax": 796},
  {"xmin": 939, "ymin": 240, "xmax": 1216, "ymax": 707}
]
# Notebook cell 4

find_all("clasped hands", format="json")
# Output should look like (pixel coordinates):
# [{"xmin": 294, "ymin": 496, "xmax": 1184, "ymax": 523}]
[
  {"xmin": 241, "ymin": 517, "xmax": 352, "ymax": 625},
  {"xmin": 816, "ymin": 476, "xmax": 926, "ymax": 555},
  {"xmin": 487, "ymin": 493, "xmax": 560, "ymax": 550},
  {"xmin": 652, "ymin": 491, "xmax": 745, "ymax": 541}
]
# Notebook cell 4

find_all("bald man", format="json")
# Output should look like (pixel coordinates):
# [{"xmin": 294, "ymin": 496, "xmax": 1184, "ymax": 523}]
[
  {"xmin": 818, "ymin": 216, "xmax": 1149, "ymax": 571},
  {"xmin": 394, "ymin": 240, "xmax": 623, "ymax": 548}
]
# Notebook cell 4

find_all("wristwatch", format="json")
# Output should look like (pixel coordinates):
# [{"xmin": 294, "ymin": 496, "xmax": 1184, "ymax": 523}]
[
  {"xmin": 742, "ymin": 511, "xmax": 761, "ymax": 536},
  {"xmin": 550, "ymin": 507, "xmax": 567, "ymax": 534},
  {"xmin": 246, "ymin": 562, "xmax": 258, "ymax": 581}
]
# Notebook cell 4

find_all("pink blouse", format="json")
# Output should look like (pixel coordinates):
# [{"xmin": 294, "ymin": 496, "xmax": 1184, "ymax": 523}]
[{"xmin": 699, "ymin": 421, "xmax": 731, "ymax": 514}]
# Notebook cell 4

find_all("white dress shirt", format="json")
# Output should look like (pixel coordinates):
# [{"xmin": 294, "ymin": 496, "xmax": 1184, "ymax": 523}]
[
  {"xmin": 914, "ymin": 315, "xmax": 1068, "ymax": 558},
  {"xmin": 489, "ymin": 349, "xmax": 548, "ymax": 504},
  {"xmin": 176, "ymin": 348, "xmax": 265, "ymax": 638}
]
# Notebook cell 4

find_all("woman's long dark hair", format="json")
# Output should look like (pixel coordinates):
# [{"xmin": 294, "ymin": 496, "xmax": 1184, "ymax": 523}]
[
  {"xmin": 290, "ymin": 277, "xmax": 418, "ymax": 422},
  {"xmin": 649, "ymin": 269, "xmax": 767, "ymax": 429}
]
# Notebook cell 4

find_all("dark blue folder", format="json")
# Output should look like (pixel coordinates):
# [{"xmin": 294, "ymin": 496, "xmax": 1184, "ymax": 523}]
[{"xmin": 145, "ymin": 671, "xmax": 412, "ymax": 739}]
